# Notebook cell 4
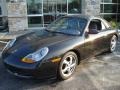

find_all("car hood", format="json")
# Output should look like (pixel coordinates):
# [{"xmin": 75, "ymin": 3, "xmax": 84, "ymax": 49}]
[
  {"xmin": 5, "ymin": 30, "xmax": 75, "ymax": 57},
  {"xmin": 16, "ymin": 30, "xmax": 75, "ymax": 47}
]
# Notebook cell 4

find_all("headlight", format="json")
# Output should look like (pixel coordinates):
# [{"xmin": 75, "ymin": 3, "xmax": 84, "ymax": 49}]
[
  {"xmin": 2, "ymin": 38, "xmax": 16, "ymax": 51},
  {"xmin": 22, "ymin": 47, "xmax": 49, "ymax": 63}
]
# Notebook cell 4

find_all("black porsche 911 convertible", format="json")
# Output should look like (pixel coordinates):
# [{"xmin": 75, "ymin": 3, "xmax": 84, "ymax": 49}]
[{"xmin": 1, "ymin": 15, "xmax": 119, "ymax": 80}]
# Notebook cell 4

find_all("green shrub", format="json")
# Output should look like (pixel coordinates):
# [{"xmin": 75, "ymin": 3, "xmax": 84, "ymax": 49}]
[{"xmin": 109, "ymin": 20, "xmax": 118, "ymax": 29}]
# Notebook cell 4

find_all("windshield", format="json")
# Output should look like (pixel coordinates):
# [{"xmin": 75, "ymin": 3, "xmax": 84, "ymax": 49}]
[{"xmin": 46, "ymin": 17, "xmax": 87, "ymax": 35}]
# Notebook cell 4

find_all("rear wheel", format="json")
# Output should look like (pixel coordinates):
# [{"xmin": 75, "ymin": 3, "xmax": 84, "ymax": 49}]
[
  {"xmin": 109, "ymin": 35, "xmax": 117, "ymax": 53},
  {"xmin": 58, "ymin": 52, "xmax": 78, "ymax": 80}
]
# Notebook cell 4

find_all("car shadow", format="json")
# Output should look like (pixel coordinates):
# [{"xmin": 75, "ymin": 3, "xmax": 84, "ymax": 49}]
[{"xmin": 0, "ymin": 59, "xmax": 95, "ymax": 90}]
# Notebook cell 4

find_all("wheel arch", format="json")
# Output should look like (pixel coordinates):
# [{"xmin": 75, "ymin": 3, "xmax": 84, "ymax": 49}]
[
  {"xmin": 114, "ymin": 34, "xmax": 118, "ymax": 40},
  {"xmin": 68, "ymin": 49, "xmax": 81, "ymax": 65}
]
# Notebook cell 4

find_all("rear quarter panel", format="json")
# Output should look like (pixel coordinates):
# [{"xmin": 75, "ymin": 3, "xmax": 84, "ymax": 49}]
[{"xmin": 102, "ymin": 29, "xmax": 118, "ymax": 50}]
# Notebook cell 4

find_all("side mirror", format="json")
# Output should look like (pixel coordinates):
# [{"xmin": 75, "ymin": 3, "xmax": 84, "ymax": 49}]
[
  {"xmin": 89, "ymin": 29, "xmax": 99, "ymax": 34},
  {"xmin": 85, "ymin": 32, "xmax": 89, "ymax": 38}
]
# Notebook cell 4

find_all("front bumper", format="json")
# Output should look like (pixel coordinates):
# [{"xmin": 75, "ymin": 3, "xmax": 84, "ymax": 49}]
[{"xmin": 3, "ymin": 56, "xmax": 59, "ymax": 79}]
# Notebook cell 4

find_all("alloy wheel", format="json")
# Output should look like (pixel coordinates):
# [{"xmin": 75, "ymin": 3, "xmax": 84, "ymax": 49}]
[
  {"xmin": 110, "ymin": 35, "xmax": 117, "ymax": 52},
  {"xmin": 59, "ymin": 52, "xmax": 78, "ymax": 80}
]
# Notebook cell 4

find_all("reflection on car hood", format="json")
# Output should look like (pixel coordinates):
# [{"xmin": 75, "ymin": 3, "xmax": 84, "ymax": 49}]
[{"xmin": 12, "ymin": 30, "xmax": 75, "ymax": 50}]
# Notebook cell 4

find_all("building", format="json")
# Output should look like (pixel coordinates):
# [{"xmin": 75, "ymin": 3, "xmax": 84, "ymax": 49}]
[{"xmin": 0, "ymin": 0, "xmax": 120, "ymax": 32}]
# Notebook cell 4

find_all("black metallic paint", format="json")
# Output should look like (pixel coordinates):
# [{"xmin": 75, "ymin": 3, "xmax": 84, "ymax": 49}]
[{"xmin": 2, "ymin": 15, "xmax": 119, "ymax": 79}]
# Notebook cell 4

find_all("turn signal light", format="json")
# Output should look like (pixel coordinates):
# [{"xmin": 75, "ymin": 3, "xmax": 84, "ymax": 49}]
[
  {"xmin": 21, "ymin": 58, "xmax": 35, "ymax": 64},
  {"xmin": 51, "ymin": 58, "xmax": 61, "ymax": 63}
]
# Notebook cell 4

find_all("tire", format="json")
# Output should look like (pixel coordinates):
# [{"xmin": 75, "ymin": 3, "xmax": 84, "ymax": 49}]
[
  {"xmin": 109, "ymin": 35, "xmax": 117, "ymax": 53},
  {"xmin": 58, "ymin": 51, "xmax": 78, "ymax": 80}
]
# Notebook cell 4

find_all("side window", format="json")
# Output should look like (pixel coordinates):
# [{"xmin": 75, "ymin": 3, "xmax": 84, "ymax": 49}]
[
  {"xmin": 88, "ymin": 19, "xmax": 102, "ymax": 32},
  {"xmin": 88, "ymin": 19, "xmax": 108, "ymax": 32},
  {"xmin": 90, "ymin": 20, "xmax": 101, "ymax": 29}
]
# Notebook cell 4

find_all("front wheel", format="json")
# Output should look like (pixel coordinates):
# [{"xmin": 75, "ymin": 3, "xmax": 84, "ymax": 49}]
[
  {"xmin": 58, "ymin": 52, "xmax": 78, "ymax": 80},
  {"xmin": 109, "ymin": 35, "xmax": 117, "ymax": 53}
]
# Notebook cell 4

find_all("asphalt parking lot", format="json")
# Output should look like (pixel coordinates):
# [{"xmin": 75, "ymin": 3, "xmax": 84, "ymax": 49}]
[{"xmin": 0, "ymin": 38, "xmax": 120, "ymax": 90}]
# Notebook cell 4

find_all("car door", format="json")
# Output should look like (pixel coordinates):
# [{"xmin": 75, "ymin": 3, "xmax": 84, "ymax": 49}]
[
  {"xmin": 83, "ymin": 20, "xmax": 99, "ymax": 59},
  {"xmin": 76, "ymin": 19, "xmax": 94, "ymax": 60},
  {"xmin": 84, "ymin": 19, "xmax": 105, "ymax": 57}
]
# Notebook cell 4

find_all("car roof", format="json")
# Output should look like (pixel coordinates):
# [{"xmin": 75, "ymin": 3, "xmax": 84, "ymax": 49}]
[{"xmin": 63, "ymin": 14, "xmax": 102, "ymax": 20}]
